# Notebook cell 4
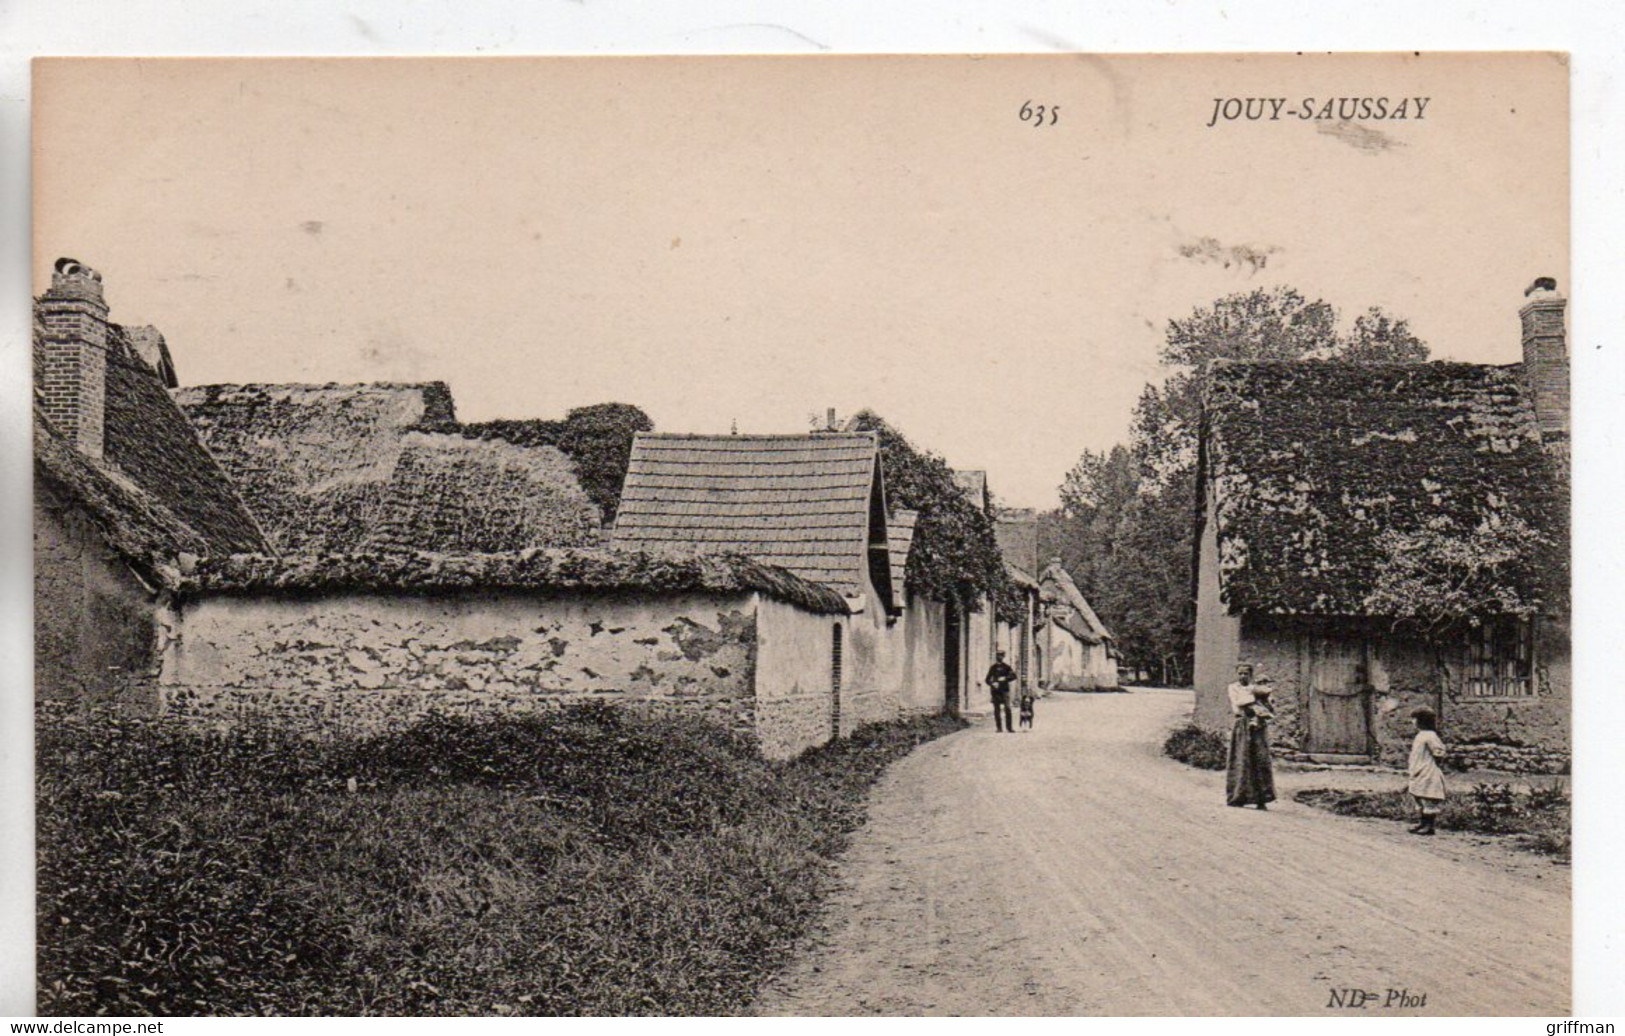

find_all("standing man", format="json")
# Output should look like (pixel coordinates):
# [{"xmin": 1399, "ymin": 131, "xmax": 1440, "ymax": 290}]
[{"xmin": 985, "ymin": 650, "xmax": 1018, "ymax": 734}]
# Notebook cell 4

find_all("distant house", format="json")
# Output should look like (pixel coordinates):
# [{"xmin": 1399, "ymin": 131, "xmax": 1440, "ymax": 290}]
[
  {"xmin": 1036, "ymin": 559, "xmax": 1119, "ymax": 690},
  {"xmin": 1193, "ymin": 281, "xmax": 1570, "ymax": 771},
  {"xmin": 33, "ymin": 259, "xmax": 270, "ymax": 709},
  {"xmin": 176, "ymin": 382, "xmax": 603, "ymax": 554},
  {"xmin": 992, "ymin": 506, "xmax": 1045, "ymax": 693}
]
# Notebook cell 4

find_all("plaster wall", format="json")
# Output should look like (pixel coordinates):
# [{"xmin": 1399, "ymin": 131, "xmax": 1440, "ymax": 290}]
[
  {"xmin": 753, "ymin": 594, "xmax": 840, "ymax": 760},
  {"xmin": 162, "ymin": 590, "xmax": 760, "ymax": 738},
  {"xmin": 839, "ymin": 563, "xmax": 897, "ymax": 732},
  {"xmin": 34, "ymin": 482, "xmax": 165, "ymax": 712},
  {"xmin": 899, "ymin": 595, "xmax": 949, "ymax": 714},
  {"xmin": 1193, "ymin": 486, "xmax": 1242, "ymax": 730}
]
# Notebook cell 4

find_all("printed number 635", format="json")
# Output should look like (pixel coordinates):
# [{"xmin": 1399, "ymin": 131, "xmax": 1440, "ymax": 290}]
[{"xmin": 1020, "ymin": 101, "xmax": 1059, "ymax": 127}]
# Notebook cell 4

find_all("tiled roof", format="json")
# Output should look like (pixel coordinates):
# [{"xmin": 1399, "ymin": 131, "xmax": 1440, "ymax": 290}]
[
  {"xmin": 101, "ymin": 327, "xmax": 269, "ymax": 555},
  {"xmin": 888, "ymin": 509, "xmax": 918, "ymax": 604},
  {"xmin": 1203, "ymin": 361, "xmax": 1558, "ymax": 616},
  {"xmin": 612, "ymin": 433, "xmax": 882, "ymax": 597},
  {"xmin": 995, "ymin": 508, "xmax": 1040, "ymax": 576}
]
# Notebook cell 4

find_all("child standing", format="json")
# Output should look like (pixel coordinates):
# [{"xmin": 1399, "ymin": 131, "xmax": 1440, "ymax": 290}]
[{"xmin": 1407, "ymin": 708, "xmax": 1448, "ymax": 835}]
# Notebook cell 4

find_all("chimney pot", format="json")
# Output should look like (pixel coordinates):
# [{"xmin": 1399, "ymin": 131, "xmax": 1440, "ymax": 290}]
[{"xmin": 1518, "ymin": 277, "xmax": 1568, "ymax": 448}]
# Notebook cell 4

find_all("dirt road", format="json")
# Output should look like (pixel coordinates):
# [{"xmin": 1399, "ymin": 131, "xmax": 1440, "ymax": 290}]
[{"xmin": 755, "ymin": 689, "xmax": 1569, "ymax": 1016}]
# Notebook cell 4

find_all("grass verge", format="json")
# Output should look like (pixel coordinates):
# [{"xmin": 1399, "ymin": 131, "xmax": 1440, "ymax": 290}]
[
  {"xmin": 37, "ymin": 704, "xmax": 965, "ymax": 1016},
  {"xmin": 1294, "ymin": 783, "xmax": 1570, "ymax": 861}
]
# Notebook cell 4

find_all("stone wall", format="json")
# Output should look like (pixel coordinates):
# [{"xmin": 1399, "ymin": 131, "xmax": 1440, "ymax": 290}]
[
  {"xmin": 34, "ymin": 483, "xmax": 165, "ymax": 712},
  {"xmin": 162, "ymin": 590, "xmax": 761, "ymax": 740},
  {"xmin": 753, "ymin": 596, "xmax": 840, "ymax": 759},
  {"xmin": 1238, "ymin": 616, "xmax": 1569, "ymax": 772},
  {"xmin": 1439, "ymin": 617, "xmax": 1570, "ymax": 771}
]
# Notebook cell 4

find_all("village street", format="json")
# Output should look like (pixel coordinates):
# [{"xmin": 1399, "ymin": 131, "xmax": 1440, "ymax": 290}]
[{"xmin": 754, "ymin": 689, "xmax": 1570, "ymax": 1017}]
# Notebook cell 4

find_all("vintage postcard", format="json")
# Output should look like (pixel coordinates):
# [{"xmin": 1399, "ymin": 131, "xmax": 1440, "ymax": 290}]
[{"xmin": 28, "ymin": 53, "xmax": 1571, "ymax": 1016}]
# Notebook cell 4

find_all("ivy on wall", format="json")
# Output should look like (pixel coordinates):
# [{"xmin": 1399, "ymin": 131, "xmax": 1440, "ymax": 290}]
[
  {"xmin": 847, "ymin": 411, "xmax": 1021, "ymax": 623},
  {"xmin": 459, "ymin": 403, "xmax": 654, "ymax": 525}
]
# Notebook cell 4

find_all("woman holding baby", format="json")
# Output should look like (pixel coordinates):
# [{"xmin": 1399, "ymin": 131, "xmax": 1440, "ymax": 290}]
[{"xmin": 1225, "ymin": 662, "xmax": 1277, "ymax": 810}]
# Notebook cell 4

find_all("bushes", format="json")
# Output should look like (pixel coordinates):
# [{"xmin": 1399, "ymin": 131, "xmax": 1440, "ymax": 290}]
[
  {"xmin": 37, "ymin": 706, "xmax": 964, "ymax": 1016},
  {"xmin": 1293, "ymin": 783, "xmax": 1570, "ymax": 860},
  {"xmin": 1163, "ymin": 724, "xmax": 1227, "ymax": 771}
]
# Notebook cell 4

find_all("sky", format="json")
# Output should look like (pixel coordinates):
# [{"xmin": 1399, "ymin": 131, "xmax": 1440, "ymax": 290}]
[{"xmin": 33, "ymin": 54, "xmax": 1567, "ymax": 508}]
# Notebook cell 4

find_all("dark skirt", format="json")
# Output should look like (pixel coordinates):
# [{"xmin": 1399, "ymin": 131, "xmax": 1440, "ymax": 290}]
[{"xmin": 1226, "ymin": 717, "xmax": 1277, "ymax": 806}]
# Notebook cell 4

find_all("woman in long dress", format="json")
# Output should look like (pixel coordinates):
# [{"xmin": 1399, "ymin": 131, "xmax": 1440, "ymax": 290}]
[{"xmin": 1225, "ymin": 663, "xmax": 1277, "ymax": 809}]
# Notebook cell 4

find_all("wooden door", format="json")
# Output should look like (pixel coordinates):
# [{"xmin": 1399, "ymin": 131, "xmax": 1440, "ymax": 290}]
[
  {"xmin": 944, "ymin": 604, "xmax": 962, "ymax": 714},
  {"xmin": 1304, "ymin": 636, "xmax": 1371, "ymax": 755}
]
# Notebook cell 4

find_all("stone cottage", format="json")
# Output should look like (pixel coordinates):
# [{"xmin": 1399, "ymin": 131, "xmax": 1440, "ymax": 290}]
[
  {"xmin": 1192, "ymin": 281, "xmax": 1570, "ymax": 771},
  {"xmin": 1036, "ymin": 559, "xmax": 1119, "ymax": 691},
  {"xmin": 33, "ymin": 258, "xmax": 273, "ymax": 709}
]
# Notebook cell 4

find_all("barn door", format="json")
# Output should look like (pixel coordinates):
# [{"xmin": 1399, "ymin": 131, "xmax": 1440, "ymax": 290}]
[{"xmin": 1304, "ymin": 636, "xmax": 1371, "ymax": 755}]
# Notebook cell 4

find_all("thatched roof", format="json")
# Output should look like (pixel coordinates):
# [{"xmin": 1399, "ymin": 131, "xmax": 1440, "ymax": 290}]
[
  {"xmin": 176, "ymin": 382, "xmax": 600, "ymax": 554},
  {"xmin": 613, "ymin": 432, "xmax": 889, "ymax": 601},
  {"xmin": 34, "ymin": 407, "xmax": 206, "ymax": 589},
  {"xmin": 1201, "ymin": 360, "xmax": 1559, "ymax": 617},
  {"xmin": 1039, "ymin": 560, "xmax": 1112, "ymax": 644},
  {"xmin": 183, "ymin": 547, "xmax": 850, "ymax": 615},
  {"xmin": 365, "ymin": 432, "xmax": 602, "ymax": 553}
]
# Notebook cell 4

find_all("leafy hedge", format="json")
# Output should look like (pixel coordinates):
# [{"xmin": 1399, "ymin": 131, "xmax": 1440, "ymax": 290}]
[
  {"xmin": 1163, "ymin": 723, "xmax": 1227, "ymax": 770},
  {"xmin": 847, "ymin": 411, "xmax": 1019, "ymax": 621},
  {"xmin": 459, "ymin": 403, "xmax": 653, "ymax": 525},
  {"xmin": 37, "ymin": 705, "xmax": 964, "ymax": 1016}
]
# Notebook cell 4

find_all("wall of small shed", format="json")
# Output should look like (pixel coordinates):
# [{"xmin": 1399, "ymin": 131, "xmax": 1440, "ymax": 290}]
[
  {"xmin": 34, "ymin": 482, "xmax": 166, "ymax": 712},
  {"xmin": 838, "ymin": 561, "xmax": 900, "ymax": 733},
  {"xmin": 753, "ymin": 594, "xmax": 840, "ymax": 760},
  {"xmin": 161, "ymin": 590, "xmax": 762, "ymax": 740},
  {"xmin": 964, "ymin": 598, "xmax": 995, "ymax": 712},
  {"xmin": 1041, "ymin": 624, "xmax": 1085, "ymax": 691},
  {"xmin": 899, "ymin": 594, "xmax": 950, "ymax": 714}
]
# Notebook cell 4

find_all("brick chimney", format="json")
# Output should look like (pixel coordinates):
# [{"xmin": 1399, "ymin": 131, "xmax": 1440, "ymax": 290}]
[
  {"xmin": 1519, "ymin": 276, "xmax": 1569, "ymax": 447},
  {"xmin": 36, "ymin": 258, "xmax": 110, "ymax": 459}
]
